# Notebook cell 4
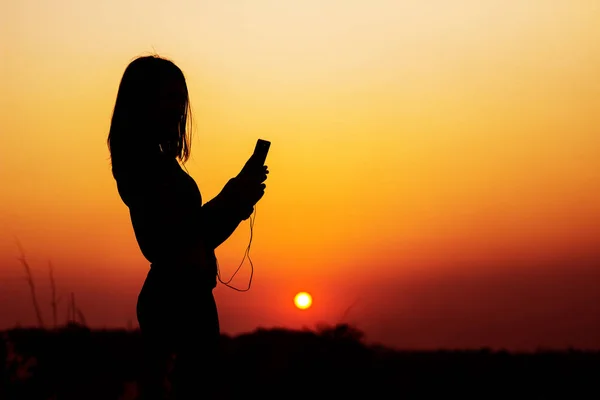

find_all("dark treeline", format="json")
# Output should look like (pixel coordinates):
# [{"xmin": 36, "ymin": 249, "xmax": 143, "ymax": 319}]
[{"xmin": 2, "ymin": 323, "xmax": 599, "ymax": 399}]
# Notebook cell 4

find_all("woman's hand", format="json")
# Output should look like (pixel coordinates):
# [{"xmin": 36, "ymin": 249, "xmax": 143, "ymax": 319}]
[
  {"xmin": 236, "ymin": 164, "xmax": 268, "ymax": 205},
  {"xmin": 224, "ymin": 163, "xmax": 269, "ymax": 220},
  {"xmin": 238, "ymin": 156, "xmax": 269, "ymax": 183}
]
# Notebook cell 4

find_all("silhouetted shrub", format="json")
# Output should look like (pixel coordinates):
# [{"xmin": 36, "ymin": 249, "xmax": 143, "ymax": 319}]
[{"xmin": 2, "ymin": 324, "xmax": 599, "ymax": 399}]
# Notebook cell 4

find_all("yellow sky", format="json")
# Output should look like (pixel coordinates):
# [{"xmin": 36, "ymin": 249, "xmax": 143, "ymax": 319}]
[{"xmin": 1, "ymin": 1, "xmax": 599, "ymax": 348}]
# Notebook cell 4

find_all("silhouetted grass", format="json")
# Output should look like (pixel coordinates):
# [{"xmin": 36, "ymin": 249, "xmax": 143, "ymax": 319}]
[
  {"xmin": 2, "ymin": 323, "xmax": 599, "ymax": 400},
  {"xmin": 12, "ymin": 242, "xmax": 87, "ymax": 330}
]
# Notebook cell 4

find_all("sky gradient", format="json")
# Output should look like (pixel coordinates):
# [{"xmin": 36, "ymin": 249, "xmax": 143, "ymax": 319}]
[{"xmin": 1, "ymin": 0, "xmax": 599, "ymax": 350}]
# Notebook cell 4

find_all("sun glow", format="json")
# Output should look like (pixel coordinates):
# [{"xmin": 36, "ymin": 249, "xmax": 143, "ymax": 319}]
[{"xmin": 294, "ymin": 292, "xmax": 313, "ymax": 310}]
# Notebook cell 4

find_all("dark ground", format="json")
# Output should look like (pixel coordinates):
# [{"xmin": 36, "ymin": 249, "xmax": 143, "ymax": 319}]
[{"xmin": 2, "ymin": 323, "xmax": 599, "ymax": 399}]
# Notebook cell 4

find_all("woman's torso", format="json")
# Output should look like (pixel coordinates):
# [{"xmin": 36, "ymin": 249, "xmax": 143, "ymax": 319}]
[{"xmin": 115, "ymin": 155, "xmax": 217, "ymax": 288}]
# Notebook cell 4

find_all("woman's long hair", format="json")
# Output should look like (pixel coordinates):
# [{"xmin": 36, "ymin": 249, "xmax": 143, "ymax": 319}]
[{"xmin": 107, "ymin": 55, "xmax": 193, "ymax": 178}]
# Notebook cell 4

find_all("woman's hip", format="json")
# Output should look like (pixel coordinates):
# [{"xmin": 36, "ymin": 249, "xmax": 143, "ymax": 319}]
[{"xmin": 136, "ymin": 268, "xmax": 219, "ymax": 338}]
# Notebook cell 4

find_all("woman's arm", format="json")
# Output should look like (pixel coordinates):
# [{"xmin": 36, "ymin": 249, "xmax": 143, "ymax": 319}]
[
  {"xmin": 201, "ymin": 178, "xmax": 255, "ymax": 250},
  {"xmin": 200, "ymin": 158, "xmax": 268, "ymax": 248}
]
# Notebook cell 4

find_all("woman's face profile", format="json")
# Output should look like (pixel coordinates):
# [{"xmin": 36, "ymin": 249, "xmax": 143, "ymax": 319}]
[{"xmin": 152, "ymin": 80, "xmax": 187, "ymax": 143}]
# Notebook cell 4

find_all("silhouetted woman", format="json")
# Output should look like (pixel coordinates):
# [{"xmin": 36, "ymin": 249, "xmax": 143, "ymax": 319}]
[{"xmin": 107, "ymin": 55, "xmax": 268, "ymax": 399}]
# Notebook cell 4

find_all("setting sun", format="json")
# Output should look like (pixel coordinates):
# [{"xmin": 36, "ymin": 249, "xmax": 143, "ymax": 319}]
[{"xmin": 294, "ymin": 292, "xmax": 313, "ymax": 310}]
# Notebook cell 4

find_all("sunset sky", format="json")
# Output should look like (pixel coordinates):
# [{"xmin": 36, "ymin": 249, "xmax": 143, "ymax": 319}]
[{"xmin": 1, "ymin": 0, "xmax": 599, "ymax": 350}]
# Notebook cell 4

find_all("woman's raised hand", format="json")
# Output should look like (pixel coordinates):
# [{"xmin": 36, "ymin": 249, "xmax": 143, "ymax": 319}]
[{"xmin": 236, "ymin": 164, "xmax": 268, "ymax": 205}]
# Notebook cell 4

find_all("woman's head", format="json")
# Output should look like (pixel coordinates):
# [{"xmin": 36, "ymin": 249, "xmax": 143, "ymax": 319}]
[{"xmin": 107, "ymin": 55, "xmax": 193, "ymax": 173}]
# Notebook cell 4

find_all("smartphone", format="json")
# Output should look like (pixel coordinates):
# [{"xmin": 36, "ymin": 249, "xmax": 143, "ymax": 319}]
[{"xmin": 253, "ymin": 139, "xmax": 271, "ymax": 166}]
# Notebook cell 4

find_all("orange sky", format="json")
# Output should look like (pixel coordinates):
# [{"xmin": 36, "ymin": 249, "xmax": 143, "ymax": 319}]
[{"xmin": 1, "ymin": 0, "xmax": 599, "ymax": 350}]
